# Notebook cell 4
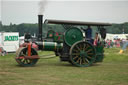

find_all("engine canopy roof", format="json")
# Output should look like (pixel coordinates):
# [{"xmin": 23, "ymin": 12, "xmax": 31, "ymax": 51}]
[{"xmin": 44, "ymin": 19, "xmax": 112, "ymax": 26}]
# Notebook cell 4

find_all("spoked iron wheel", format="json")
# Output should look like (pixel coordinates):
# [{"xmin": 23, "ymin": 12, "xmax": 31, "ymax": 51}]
[
  {"xmin": 15, "ymin": 47, "xmax": 39, "ymax": 67},
  {"xmin": 70, "ymin": 41, "xmax": 96, "ymax": 67}
]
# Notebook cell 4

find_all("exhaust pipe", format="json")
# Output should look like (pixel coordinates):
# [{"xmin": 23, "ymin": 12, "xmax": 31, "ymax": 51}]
[{"xmin": 38, "ymin": 15, "xmax": 43, "ymax": 41}]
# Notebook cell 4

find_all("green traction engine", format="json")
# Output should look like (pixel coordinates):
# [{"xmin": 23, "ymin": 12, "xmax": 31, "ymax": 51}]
[{"xmin": 15, "ymin": 15, "xmax": 111, "ymax": 67}]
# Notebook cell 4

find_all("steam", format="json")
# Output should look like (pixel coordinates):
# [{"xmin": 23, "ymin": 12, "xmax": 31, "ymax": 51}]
[{"xmin": 38, "ymin": 0, "xmax": 48, "ymax": 15}]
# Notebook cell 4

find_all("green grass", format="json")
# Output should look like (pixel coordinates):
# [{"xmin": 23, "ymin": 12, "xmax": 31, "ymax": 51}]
[{"xmin": 0, "ymin": 48, "xmax": 128, "ymax": 85}]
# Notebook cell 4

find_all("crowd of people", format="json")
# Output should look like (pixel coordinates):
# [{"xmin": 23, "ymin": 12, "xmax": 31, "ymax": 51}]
[{"xmin": 105, "ymin": 38, "xmax": 128, "ymax": 48}]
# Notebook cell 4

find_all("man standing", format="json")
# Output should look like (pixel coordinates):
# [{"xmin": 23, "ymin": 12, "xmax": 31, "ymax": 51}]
[{"xmin": 84, "ymin": 26, "xmax": 93, "ymax": 44}]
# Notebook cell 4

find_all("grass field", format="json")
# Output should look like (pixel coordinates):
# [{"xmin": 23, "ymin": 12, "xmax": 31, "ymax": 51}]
[{"xmin": 0, "ymin": 48, "xmax": 128, "ymax": 85}]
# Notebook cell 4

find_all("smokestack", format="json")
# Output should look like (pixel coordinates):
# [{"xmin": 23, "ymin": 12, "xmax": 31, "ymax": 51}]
[{"xmin": 38, "ymin": 15, "xmax": 43, "ymax": 41}]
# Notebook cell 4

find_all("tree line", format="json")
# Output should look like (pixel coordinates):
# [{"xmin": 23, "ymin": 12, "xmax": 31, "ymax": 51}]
[{"xmin": 0, "ymin": 21, "xmax": 128, "ymax": 36}]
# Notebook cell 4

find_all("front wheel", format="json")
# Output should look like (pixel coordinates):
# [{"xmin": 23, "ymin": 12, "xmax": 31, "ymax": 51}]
[{"xmin": 15, "ymin": 47, "xmax": 39, "ymax": 67}]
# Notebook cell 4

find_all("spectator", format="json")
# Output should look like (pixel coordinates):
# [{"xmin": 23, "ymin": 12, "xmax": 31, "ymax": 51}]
[
  {"xmin": 116, "ymin": 39, "xmax": 120, "ymax": 48},
  {"xmin": 110, "ymin": 40, "xmax": 114, "ymax": 48},
  {"xmin": 106, "ymin": 39, "xmax": 110, "ymax": 48},
  {"xmin": 119, "ymin": 39, "xmax": 128, "ymax": 54}
]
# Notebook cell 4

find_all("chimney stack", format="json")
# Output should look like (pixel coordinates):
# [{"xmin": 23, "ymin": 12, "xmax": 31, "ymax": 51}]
[{"xmin": 38, "ymin": 15, "xmax": 43, "ymax": 41}]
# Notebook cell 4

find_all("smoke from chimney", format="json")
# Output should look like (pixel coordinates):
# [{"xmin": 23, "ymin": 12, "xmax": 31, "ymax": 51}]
[{"xmin": 38, "ymin": 0, "xmax": 48, "ymax": 14}]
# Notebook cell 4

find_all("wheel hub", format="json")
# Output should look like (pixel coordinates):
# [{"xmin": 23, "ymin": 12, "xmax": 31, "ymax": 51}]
[{"xmin": 80, "ymin": 51, "xmax": 88, "ymax": 58}]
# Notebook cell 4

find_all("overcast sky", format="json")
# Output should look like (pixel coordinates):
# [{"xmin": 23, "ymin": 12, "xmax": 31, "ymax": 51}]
[{"xmin": 0, "ymin": 0, "xmax": 128, "ymax": 25}]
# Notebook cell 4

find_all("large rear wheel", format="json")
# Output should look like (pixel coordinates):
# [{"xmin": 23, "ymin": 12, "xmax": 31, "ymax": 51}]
[{"xmin": 70, "ymin": 41, "xmax": 96, "ymax": 67}]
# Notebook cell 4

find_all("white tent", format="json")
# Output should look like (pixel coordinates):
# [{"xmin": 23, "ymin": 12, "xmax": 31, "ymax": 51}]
[{"xmin": 106, "ymin": 33, "xmax": 128, "ymax": 41}]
